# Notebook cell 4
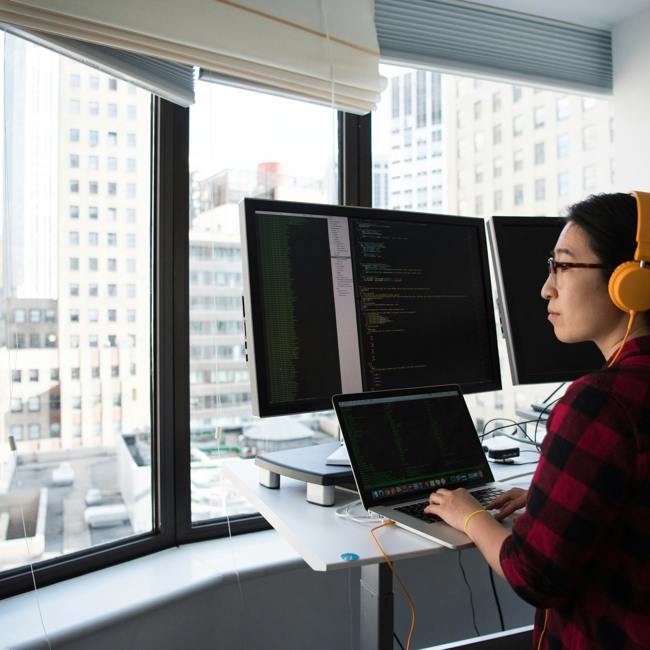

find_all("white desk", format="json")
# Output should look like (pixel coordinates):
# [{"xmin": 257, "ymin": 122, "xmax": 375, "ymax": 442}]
[{"xmin": 224, "ymin": 458, "xmax": 534, "ymax": 649}]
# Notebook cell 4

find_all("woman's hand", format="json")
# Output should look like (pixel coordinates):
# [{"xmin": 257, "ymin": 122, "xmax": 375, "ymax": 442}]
[
  {"xmin": 424, "ymin": 488, "xmax": 483, "ymax": 531},
  {"xmin": 485, "ymin": 487, "xmax": 528, "ymax": 521}
]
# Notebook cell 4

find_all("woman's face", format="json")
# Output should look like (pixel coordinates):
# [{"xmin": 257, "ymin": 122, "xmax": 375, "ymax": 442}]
[{"xmin": 541, "ymin": 222, "xmax": 627, "ymax": 353}]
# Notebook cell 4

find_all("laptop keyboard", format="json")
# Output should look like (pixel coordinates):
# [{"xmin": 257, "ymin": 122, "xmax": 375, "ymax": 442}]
[{"xmin": 395, "ymin": 487, "xmax": 504, "ymax": 524}]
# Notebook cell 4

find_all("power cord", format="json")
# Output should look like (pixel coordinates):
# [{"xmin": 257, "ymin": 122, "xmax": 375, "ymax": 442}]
[
  {"xmin": 488, "ymin": 566, "xmax": 505, "ymax": 632},
  {"xmin": 457, "ymin": 550, "xmax": 480, "ymax": 636},
  {"xmin": 369, "ymin": 521, "xmax": 416, "ymax": 650},
  {"xmin": 336, "ymin": 500, "xmax": 382, "ymax": 524},
  {"xmin": 393, "ymin": 631, "xmax": 406, "ymax": 649}
]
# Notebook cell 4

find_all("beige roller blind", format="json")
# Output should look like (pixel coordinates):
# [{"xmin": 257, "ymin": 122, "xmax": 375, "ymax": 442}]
[{"xmin": 0, "ymin": 0, "xmax": 384, "ymax": 113}]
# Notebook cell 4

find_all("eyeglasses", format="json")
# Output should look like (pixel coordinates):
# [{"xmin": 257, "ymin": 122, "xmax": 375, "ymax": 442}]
[{"xmin": 547, "ymin": 256, "xmax": 610, "ymax": 282}]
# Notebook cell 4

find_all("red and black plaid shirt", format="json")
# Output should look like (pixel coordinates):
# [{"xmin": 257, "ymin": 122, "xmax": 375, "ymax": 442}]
[{"xmin": 500, "ymin": 335, "xmax": 650, "ymax": 649}]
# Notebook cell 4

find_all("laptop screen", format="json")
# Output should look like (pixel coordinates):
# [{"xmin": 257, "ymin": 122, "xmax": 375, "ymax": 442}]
[{"xmin": 333, "ymin": 386, "xmax": 494, "ymax": 509}]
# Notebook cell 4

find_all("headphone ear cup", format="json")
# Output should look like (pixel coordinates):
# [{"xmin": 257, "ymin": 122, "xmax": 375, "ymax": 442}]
[{"xmin": 609, "ymin": 261, "xmax": 650, "ymax": 312}]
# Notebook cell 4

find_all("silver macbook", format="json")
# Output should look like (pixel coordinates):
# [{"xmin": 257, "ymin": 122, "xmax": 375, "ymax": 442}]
[{"xmin": 332, "ymin": 384, "xmax": 513, "ymax": 549}]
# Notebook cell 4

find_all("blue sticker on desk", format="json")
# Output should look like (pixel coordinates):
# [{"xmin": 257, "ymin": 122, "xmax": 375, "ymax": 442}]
[{"xmin": 340, "ymin": 552, "xmax": 359, "ymax": 561}]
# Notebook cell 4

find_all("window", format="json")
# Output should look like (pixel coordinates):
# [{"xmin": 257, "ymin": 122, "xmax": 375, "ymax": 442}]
[
  {"xmin": 127, "ymin": 310, "xmax": 136, "ymax": 322},
  {"xmin": 583, "ymin": 165, "xmax": 597, "ymax": 190},
  {"xmin": 127, "ymin": 284, "xmax": 136, "ymax": 298},
  {"xmin": 127, "ymin": 105, "xmax": 137, "ymax": 119},
  {"xmin": 108, "ymin": 208, "xmax": 118, "ymax": 222},
  {"xmin": 514, "ymin": 184, "xmax": 524, "ymax": 205},
  {"xmin": 108, "ymin": 284, "xmax": 117, "ymax": 297},
  {"xmin": 12, "ymin": 369, "xmax": 21, "ymax": 382},
  {"xmin": 583, "ymin": 125, "xmax": 598, "ymax": 151},
  {"xmin": 533, "ymin": 106, "xmax": 545, "ymax": 129},
  {"xmin": 474, "ymin": 163, "xmax": 484, "ymax": 184},
  {"xmin": 108, "ymin": 156, "xmax": 118, "ymax": 171},
  {"xmin": 126, "ymin": 258, "xmax": 136, "ymax": 273},
  {"xmin": 1, "ymin": 34, "xmax": 155, "ymax": 593},
  {"xmin": 127, "ymin": 133, "xmax": 136, "ymax": 147},
  {"xmin": 11, "ymin": 425, "xmax": 23, "ymax": 441},
  {"xmin": 534, "ymin": 142, "xmax": 545, "ymax": 165},
  {"xmin": 107, "ymin": 258, "xmax": 117, "ymax": 272},
  {"xmin": 493, "ymin": 156, "xmax": 503, "ymax": 178},
  {"xmin": 512, "ymin": 86, "xmax": 522, "ymax": 102},
  {"xmin": 556, "ymin": 97, "xmax": 570, "ymax": 120},
  {"xmin": 107, "ymin": 232, "xmax": 117, "ymax": 246},
  {"xmin": 108, "ymin": 77, "xmax": 118, "ymax": 90},
  {"xmin": 513, "ymin": 149, "xmax": 524, "ymax": 172},
  {"xmin": 108, "ymin": 182, "xmax": 117, "ymax": 195},
  {"xmin": 126, "ymin": 183, "xmax": 137, "ymax": 199},
  {"xmin": 108, "ymin": 309, "xmax": 117, "ymax": 322},
  {"xmin": 557, "ymin": 133, "xmax": 570, "ymax": 159},
  {"xmin": 108, "ymin": 131, "xmax": 118, "ymax": 145},
  {"xmin": 558, "ymin": 171, "xmax": 570, "ymax": 196},
  {"xmin": 127, "ymin": 233, "xmax": 136, "ymax": 248},
  {"xmin": 535, "ymin": 178, "xmax": 546, "ymax": 201},
  {"xmin": 127, "ymin": 158, "xmax": 136, "ymax": 172},
  {"xmin": 493, "ymin": 124, "xmax": 502, "ymax": 145},
  {"xmin": 473, "ymin": 100, "xmax": 482, "ymax": 120},
  {"xmin": 513, "ymin": 115, "xmax": 524, "ymax": 137},
  {"xmin": 91, "ymin": 366, "xmax": 100, "ymax": 378},
  {"xmin": 473, "ymin": 132, "xmax": 485, "ymax": 152}
]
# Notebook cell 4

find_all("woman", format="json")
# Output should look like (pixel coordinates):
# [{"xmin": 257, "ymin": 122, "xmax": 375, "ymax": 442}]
[{"xmin": 425, "ymin": 193, "xmax": 650, "ymax": 649}]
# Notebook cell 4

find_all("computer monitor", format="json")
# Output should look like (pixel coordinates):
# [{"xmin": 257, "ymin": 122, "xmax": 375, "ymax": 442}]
[
  {"xmin": 487, "ymin": 216, "xmax": 602, "ymax": 385},
  {"xmin": 241, "ymin": 199, "xmax": 501, "ymax": 417}
]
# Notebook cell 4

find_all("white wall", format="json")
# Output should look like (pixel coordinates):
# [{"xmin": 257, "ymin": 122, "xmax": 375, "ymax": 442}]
[{"xmin": 612, "ymin": 5, "xmax": 650, "ymax": 191}]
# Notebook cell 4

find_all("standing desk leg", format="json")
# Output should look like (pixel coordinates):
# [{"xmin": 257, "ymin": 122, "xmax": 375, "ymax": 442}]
[{"xmin": 360, "ymin": 563, "xmax": 393, "ymax": 650}]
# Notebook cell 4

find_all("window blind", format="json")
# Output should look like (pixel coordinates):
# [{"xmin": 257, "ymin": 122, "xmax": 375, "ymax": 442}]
[
  {"xmin": 375, "ymin": 0, "xmax": 613, "ymax": 95},
  {"xmin": 0, "ymin": 0, "xmax": 384, "ymax": 113}
]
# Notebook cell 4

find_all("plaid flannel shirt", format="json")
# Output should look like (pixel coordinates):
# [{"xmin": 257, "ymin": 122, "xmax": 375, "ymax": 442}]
[{"xmin": 500, "ymin": 335, "xmax": 650, "ymax": 649}]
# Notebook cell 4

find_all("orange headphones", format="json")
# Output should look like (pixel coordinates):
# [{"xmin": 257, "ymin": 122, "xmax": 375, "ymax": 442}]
[
  {"xmin": 608, "ymin": 191, "xmax": 650, "ymax": 313},
  {"xmin": 606, "ymin": 191, "xmax": 650, "ymax": 366}
]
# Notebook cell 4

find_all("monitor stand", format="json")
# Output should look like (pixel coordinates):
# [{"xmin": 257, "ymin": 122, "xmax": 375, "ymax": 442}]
[{"xmin": 255, "ymin": 442, "xmax": 355, "ymax": 506}]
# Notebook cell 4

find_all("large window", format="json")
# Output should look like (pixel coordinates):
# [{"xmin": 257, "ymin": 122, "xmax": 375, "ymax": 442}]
[
  {"xmin": 187, "ymin": 81, "xmax": 339, "ymax": 525},
  {"xmin": 371, "ymin": 63, "xmax": 615, "ymax": 430},
  {"xmin": 0, "ymin": 34, "xmax": 153, "ymax": 579}
]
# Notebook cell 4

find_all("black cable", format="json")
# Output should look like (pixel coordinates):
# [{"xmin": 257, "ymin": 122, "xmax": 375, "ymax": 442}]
[
  {"xmin": 393, "ymin": 632, "xmax": 405, "ymax": 650},
  {"xmin": 488, "ymin": 567, "xmax": 505, "ymax": 632},
  {"xmin": 542, "ymin": 382, "xmax": 566, "ymax": 404},
  {"xmin": 458, "ymin": 550, "xmax": 480, "ymax": 636}
]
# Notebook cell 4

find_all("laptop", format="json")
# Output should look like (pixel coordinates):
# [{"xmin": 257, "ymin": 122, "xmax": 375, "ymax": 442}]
[{"xmin": 332, "ymin": 384, "xmax": 514, "ymax": 549}]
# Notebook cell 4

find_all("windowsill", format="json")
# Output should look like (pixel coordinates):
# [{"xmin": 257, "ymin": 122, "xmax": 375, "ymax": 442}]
[{"xmin": 0, "ymin": 530, "xmax": 302, "ymax": 649}]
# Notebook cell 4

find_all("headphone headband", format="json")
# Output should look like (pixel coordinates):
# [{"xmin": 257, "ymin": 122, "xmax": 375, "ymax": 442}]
[{"xmin": 632, "ymin": 191, "xmax": 650, "ymax": 262}]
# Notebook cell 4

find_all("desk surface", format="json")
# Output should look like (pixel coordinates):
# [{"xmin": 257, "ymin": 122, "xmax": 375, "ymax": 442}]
[{"xmin": 223, "ymin": 457, "xmax": 534, "ymax": 573}]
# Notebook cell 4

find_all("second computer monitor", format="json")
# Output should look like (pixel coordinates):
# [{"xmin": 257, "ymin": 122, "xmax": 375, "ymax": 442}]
[
  {"xmin": 488, "ymin": 216, "xmax": 602, "ymax": 385},
  {"xmin": 241, "ymin": 199, "xmax": 502, "ymax": 416}
]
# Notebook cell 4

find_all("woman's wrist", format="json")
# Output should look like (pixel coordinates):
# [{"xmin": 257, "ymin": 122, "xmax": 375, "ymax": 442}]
[{"xmin": 463, "ymin": 508, "xmax": 489, "ymax": 536}]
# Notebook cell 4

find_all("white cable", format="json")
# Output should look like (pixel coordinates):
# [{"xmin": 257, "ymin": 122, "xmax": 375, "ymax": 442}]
[{"xmin": 335, "ymin": 500, "xmax": 382, "ymax": 524}]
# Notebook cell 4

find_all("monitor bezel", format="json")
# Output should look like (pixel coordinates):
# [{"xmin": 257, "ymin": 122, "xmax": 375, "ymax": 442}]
[{"xmin": 242, "ymin": 198, "xmax": 502, "ymax": 417}]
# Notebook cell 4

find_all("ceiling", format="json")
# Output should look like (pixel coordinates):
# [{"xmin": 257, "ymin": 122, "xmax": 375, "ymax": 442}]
[{"xmin": 466, "ymin": 0, "xmax": 650, "ymax": 30}]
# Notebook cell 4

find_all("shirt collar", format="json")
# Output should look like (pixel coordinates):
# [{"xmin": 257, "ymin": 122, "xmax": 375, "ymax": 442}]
[{"xmin": 605, "ymin": 334, "xmax": 650, "ymax": 367}]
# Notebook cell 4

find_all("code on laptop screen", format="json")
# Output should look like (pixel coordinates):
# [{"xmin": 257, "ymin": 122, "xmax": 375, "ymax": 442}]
[{"xmin": 337, "ymin": 391, "xmax": 491, "ymax": 504}]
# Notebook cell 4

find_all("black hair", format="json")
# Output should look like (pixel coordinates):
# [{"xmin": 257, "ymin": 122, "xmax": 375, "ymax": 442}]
[
  {"xmin": 565, "ymin": 192, "xmax": 638, "ymax": 279},
  {"xmin": 566, "ymin": 192, "xmax": 649, "ymax": 323}
]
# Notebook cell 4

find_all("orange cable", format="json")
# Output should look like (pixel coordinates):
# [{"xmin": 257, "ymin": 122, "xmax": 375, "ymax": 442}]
[
  {"xmin": 369, "ymin": 521, "xmax": 416, "ymax": 650},
  {"xmin": 537, "ymin": 608, "xmax": 549, "ymax": 650},
  {"xmin": 608, "ymin": 310, "xmax": 636, "ymax": 368}
]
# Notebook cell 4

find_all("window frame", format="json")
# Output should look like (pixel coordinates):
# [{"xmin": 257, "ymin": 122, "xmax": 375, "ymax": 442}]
[{"xmin": 1, "ymin": 88, "xmax": 362, "ymax": 596}]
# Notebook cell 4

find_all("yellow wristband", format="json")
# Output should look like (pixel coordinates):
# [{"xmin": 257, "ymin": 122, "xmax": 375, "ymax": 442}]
[{"xmin": 463, "ymin": 508, "xmax": 487, "ymax": 535}]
